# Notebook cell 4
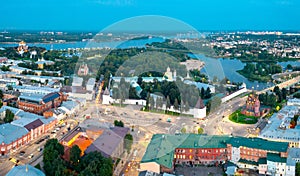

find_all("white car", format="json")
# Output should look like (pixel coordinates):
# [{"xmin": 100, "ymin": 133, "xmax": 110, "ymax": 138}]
[{"xmin": 28, "ymin": 154, "xmax": 34, "ymax": 159}]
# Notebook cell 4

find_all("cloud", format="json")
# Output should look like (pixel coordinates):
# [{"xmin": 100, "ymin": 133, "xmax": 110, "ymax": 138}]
[{"xmin": 93, "ymin": 0, "xmax": 135, "ymax": 6}]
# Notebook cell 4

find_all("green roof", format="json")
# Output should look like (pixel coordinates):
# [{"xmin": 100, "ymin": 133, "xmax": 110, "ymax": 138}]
[
  {"xmin": 229, "ymin": 137, "xmax": 289, "ymax": 152},
  {"xmin": 141, "ymin": 134, "xmax": 230, "ymax": 169},
  {"xmin": 258, "ymin": 158, "xmax": 267, "ymax": 164},
  {"xmin": 267, "ymin": 153, "xmax": 287, "ymax": 163},
  {"xmin": 238, "ymin": 159, "xmax": 259, "ymax": 166},
  {"xmin": 141, "ymin": 134, "xmax": 289, "ymax": 169}
]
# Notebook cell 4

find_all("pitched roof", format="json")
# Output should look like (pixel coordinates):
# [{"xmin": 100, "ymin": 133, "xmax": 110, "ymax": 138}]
[
  {"xmin": 195, "ymin": 98, "xmax": 205, "ymax": 109},
  {"xmin": 141, "ymin": 134, "xmax": 230, "ymax": 169},
  {"xmin": 19, "ymin": 92, "xmax": 60, "ymax": 104},
  {"xmin": 24, "ymin": 119, "xmax": 43, "ymax": 131},
  {"xmin": 0, "ymin": 124, "xmax": 28, "ymax": 144},
  {"xmin": 85, "ymin": 128, "xmax": 124, "ymax": 158},
  {"xmin": 111, "ymin": 126, "xmax": 129, "ymax": 138},
  {"xmin": 103, "ymin": 87, "xmax": 110, "ymax": 95},
  {"xmin": 267, "ymin": 153, "xmax": 287, "ymax": 163},
  {"xmin": 142, "ymin": 134, "xmax": 289, "ymax": 169},
  {"xmin": 229, "ymin": 136, "xmax": 289, "ymax": 152}
]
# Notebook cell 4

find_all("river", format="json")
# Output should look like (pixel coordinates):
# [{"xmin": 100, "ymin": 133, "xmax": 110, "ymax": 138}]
[
  {"xmin": 1, "ymin": 38, "xmax": 299, "ymax": 91},
  {"xmin": 0, "ymin": 37, "xmax": 165, "ymax": 50},
  {"xmin": 189, "ymin": 54, "xmax": 300, "ymax": 90}
]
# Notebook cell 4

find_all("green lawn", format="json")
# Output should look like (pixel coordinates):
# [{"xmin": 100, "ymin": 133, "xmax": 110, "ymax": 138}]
[{"xmin": 229, "ymin": 110, "xmax": 258, "ymax": 124}]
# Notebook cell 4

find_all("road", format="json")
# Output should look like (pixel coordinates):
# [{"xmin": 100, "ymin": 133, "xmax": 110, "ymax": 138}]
[
  {"xmin": 0, "ymin": 118, "xmax": 77, "ymax": 176},
  {"xmin": 0, "ymin": 76, "xmax": 297, "ymax": 176}
]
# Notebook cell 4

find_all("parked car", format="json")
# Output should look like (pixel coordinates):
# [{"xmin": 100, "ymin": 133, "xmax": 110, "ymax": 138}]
[
  {"xmin": 19, "ymin": 151, "xmax": 25, "ymax": 156},
  {"xmin": 28, "ymin": 154, "xmax": 34, "ymax": 159}
]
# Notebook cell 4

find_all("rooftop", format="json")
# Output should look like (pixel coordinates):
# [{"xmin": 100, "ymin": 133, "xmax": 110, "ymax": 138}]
[
  {"xmin": 259, "ymin": 105, "xmax": 300, "ymax": 142},
  {"xmin": 229, "ymin": 137, "xmax": 289, "ymax": 152},
  {"xmin": 19, "ymin": 92, "xmax": 60, "ymax": 104},
  {"xmin": 267, "ymin": 153, "xmax": 287, "ymax": 163},
  {"xmin": 0, "ymin": 123, "xmax": 28, "ymax": 144},
  {"xmin": 287, "ymin": 148, "xmax": 300, "ymax": 166},
  {"xmin": 60, "ymin": 101, "xmax": 79, "ymax": 111},
  {"xmin": 85, "ymin": 127, "xmax": 127, "ymax": 158},
  {"xmin": 142, "ymin": 134, "xmax": 289, "ymax": 169},
  {"xmin": 141, "ymin": 134, "xmax": 230, "ymax": 169},
  {"xmin": 6, "ymin": 164, "xmax": 45, "ymax": 176}
]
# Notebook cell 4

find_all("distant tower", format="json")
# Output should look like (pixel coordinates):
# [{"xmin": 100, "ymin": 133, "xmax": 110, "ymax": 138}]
[{"xmin": 193, "ymin": 98, "xmax": 206, "ymax": 119}]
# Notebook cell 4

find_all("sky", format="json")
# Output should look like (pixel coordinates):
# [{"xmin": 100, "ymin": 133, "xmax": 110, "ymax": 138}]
[{"xmin": 1, "ymin": 0, "xmax": 300, "ymax": 31}]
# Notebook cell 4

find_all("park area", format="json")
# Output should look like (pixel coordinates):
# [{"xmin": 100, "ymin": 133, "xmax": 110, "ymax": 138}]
[{"xmin": 229, "ymin": 110, "xmax": 258, "ymax": 124}]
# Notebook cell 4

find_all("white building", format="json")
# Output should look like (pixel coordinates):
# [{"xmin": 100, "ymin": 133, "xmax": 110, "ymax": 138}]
[
  {"xmin": 286, "ymin": 148, "xmax": 300, "ymax": 176},
  {"xmin": 72, "ymin": 77, "xmax": 83, "ymax": 87},
  {"xmin": 102, "ymin": 88, "xmax": 113, "ymax": 105},
  {"xmin": 259, "ymin": 105, "xmax": 300, "ymax": 148},
  {"xmin": 193, "ymin": 98, "xmax": 206, "ymax": 119},
  {"xmin": 86, "ymin": 78, "xmax": 96, "ymax": 91}
]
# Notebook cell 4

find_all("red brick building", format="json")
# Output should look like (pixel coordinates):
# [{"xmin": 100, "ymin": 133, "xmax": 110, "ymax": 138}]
[
  {"xmin": 17, "ymin": 92, "xmax": 64, "ymax": 115},
  {"xmin": 0, "ymin": 124, "xmax": 30, "ymax": 155},
  {"xmin": 141, "ymin": 134, "xmax": 289, "ymax": 174}
]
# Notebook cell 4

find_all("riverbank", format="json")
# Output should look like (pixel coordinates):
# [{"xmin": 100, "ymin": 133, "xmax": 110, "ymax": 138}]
[{"xmin": 237, "ymin": 70, "xmax": 272, "ymax": 82}]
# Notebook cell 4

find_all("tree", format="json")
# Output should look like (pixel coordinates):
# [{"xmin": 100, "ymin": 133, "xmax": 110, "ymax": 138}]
[
  {"xmin": 0, "ymin": 89, "xmax": 3, "ymax": 99},
  {"xmin": 137, "ymin": 76, "xmax": 143, "ymax": 86},
  {"xmin": 7, "ymin": 85, "xmax": 13, "ymax": 91},
  {"xmin": 43, "ymin": 139, "xmax": 66, "ymax": 176},
  {"xmin": 149, "ymin": 96, "xmax": 155, "ymax": 110},
  {"xmin": 184, "ymin": 101, "xmax": 190, "ymax": 112},
  {"xmin": 70, "ymin": 145, "xmax": 81, "ymax": 166},
  {"xmin": 166, "ymin": 96, "xmax": 171, "ymax": 111},
  {"xmin": 198, "ymin": 128, "xmax": 204, "ymax": 134},
  {"xmin": 129, "ymin": 87, "xmax": 139, "ymax": 99},
  {"xmin": 286, "ymin": 64, "xmax": 293, "ymax": 70},
  {"xmin": 124, "ymin": 134, "xmax": 133, "ymax": 153},
  {"xmin": 156, "ymin": 97, "xmax": 163, "ymax": 110},
  {"xmin": 114, "ymin": 120, "xmax": 124, "ymax": 127},
  {"xmin": 120, "ymin": 77, "xmax": 126, "ymax": 86},
  {"xmin": 207, "ymin": 96, "xmax": 222, "ymax": 113},
  {"xmin": 282, "ymin": 88, "xmax": 288, "ymax": 100},
  {"xmin": 296, "ymin": 163, "xmax": 300, "ymax": 176},
  {"xmin": 78, "ymin": 152, "xmax": 113, "ymax": 176},
  {"xmin": 4, "ymin": 109, "xmax": 14, "ymax": 123},
  {"xmin": 200, "ymin": 87, "xmax": 205, "ymax": 99},
  {"xmin": 204, "ymin": 87, "xmax": 212, "ymax": 99},
  {"xmin": 273, "ymin": 86, "xmax": 280, "ymax": 95},
  {"xmin": 174, "ymin": 99, "xmax": 179, "ymax": 111},
  {"xmin": 145, "ymin": 92, "xmax": 150, "ymax": 110}
]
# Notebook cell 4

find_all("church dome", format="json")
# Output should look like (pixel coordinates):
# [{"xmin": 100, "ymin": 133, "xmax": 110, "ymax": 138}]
[{"xmin": 6, "ymin": 165, "xmax": 45, "ymax": 176}]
